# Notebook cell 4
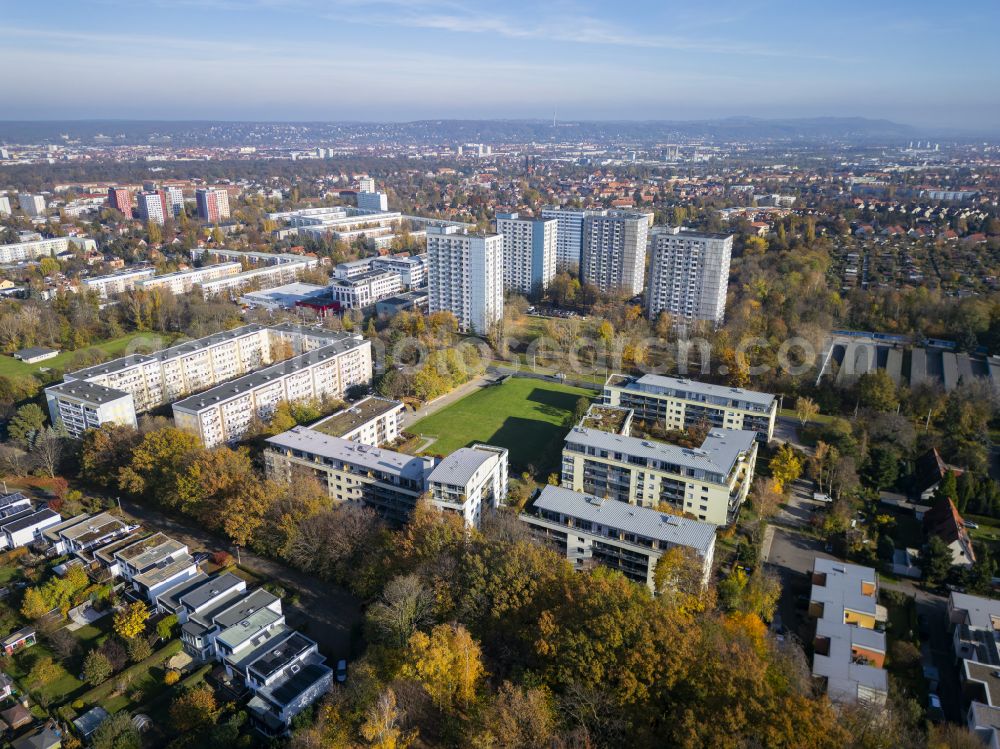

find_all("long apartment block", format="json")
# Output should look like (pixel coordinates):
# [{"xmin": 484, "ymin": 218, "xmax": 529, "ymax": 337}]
[
  {"xmin": 45, "ymin": 324, "xmax": 370, "ymax": 439},
  {"xmin": 82, "ymin": 267, "xmax": 156, "ymax": 298},
  {"xmin": 561, "ymin": 425, "xmax": 758, "ymax": 525},
  {"xmin": 172, "ymin": 334, "xmax": 372, "ymax": 448},
  {"xmin": 520, "ymin": 484, "xmax": 716, "ymax": 591},
  {"xmin": 0, "ymin": 236, "xmax": 95, "ymax": 264},
  {"xmin": 809, "ymin": 558, "xmax": 888, "ymax": 706},
  {"xmin": 603, "ymin": 373, "xmax": 777, "ymax": 441},
  {"xmin": 198, "ymin": 258, "xmax": 320, "ymax": 299},
  {"xmin": 136, "ymin": 262, "xmax": 242, "ymax": 295}
]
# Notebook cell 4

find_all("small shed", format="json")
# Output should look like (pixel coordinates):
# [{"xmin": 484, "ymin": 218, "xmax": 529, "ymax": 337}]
[{"xmin": 11, "ymin": 347, "xmax": 59, "ymax": 365}]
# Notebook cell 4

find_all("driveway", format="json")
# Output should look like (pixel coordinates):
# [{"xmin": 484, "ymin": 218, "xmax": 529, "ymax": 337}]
[{"xmin": 120, "ymin": 500, "xmax": 364, "ymax": 660}]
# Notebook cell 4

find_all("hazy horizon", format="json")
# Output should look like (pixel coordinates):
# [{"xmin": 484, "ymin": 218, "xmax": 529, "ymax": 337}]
[{"xmin": 4, "ymin": 0, "xmax": 999, "ymax": 130}]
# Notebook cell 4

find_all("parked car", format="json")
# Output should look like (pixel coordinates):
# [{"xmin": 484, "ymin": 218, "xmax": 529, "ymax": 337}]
[
  {"xmin": 964, "ymin": 520, "xmax": 980, "ymax": 529},
  {"xmin": 336, "ymin": 659, "xmax": 347, "ymax": 683}
]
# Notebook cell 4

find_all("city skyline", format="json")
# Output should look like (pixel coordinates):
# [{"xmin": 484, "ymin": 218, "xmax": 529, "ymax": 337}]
[{"xmin": 3, "ymin": 0, "xmax": 999, "ymax": 130}]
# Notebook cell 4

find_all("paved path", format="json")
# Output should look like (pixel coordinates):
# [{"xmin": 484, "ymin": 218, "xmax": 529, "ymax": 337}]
[
  {"xmin": 400, "ymin": 375, "xmax": 490, "ymax": 429},
  {"xmin": 120, "ymin": 499, "xmax": 364, "ymax": 659}
]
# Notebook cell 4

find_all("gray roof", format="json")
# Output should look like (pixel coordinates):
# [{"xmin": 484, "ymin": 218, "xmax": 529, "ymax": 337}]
[
  {"xmin": 66, "ymin": 323, "xmax": 267, "ymax": 380},
  {"xmin": 427, "ymin": 445, "xmax": 504, "ymax": 488},
  {"xmin": 529, "ymin": 485, "xmax": 716, "ymax": 553},
  {"xmin": 178, "ymin": 572, "xmax": 244, "ymax": 611},
  {"xmin": 210, "ymin": 588, "xmax": 279, "ymax": 629},
  {"xmin": 173, "ymin": 338, "xmax": 368, "ymax": 413},
  {"xmin": 45, "ymin": 379, "xmax": 131, "ymax": 405},
  {"xmin": 266, "ymin": 426, "xmax": 434, "ymax": 482},
  {"xmin": 616, "ymin": 373, "xmax": 776, "ymax": 409},
  {"xmin": 0, "ymin": 492, "xmax": 30, "ymax": 511},
  {"xmin": 15, "ymin": 346, "xmax": 58, "ymax": 358},
  {"xmin": 156, "ymin": 572, "xmax": 210, "ymax": 610},
  {"xmin": 1, "ymin": 508, "xmax": 59, "ymax": 535},
  {"xmin": 564, "ymin": 426, "xmax": 756, "ymax": 477}
]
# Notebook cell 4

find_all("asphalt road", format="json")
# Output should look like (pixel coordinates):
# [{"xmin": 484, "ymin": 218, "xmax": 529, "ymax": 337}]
[{"xmin": 120, "ymin": 499, "xmax": 365, "ymax": 660}]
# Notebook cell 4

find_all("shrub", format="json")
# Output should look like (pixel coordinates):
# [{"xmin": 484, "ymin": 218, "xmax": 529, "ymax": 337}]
[
  {"xmin": 164, "ymin": 669, "xmax": 181, "ymax": 686},
  {"xmin": 211, "ymin": 551, "xmax": 234, "ymax": 568}
]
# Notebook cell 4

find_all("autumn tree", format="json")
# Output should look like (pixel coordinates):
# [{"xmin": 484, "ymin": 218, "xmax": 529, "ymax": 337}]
[
  {"xmin": 360, "ymin": 688, "xmax": 412, "ymax": 749},
  {"xmin": 794, "ymin": 396, "xmax": 819, "ymax": 426},
  {"xmin": 367, "ymin": 574, "xmax": 435, "ymax": 649},
  {"xmin": 751, "ymin": 477, "xmax": 784, "ymax": 519},
  {"xmin": 768, "ymin": 443, "xmax": 802, "ymax": 492},
  {"xmin": 114, "ymin": 601, "xmax": 150, "ymax": 640},
  {"xmin": 471, "ymin": 681, "xmax": 555, "ymax": 749},
  {"xmin": 118, "ymin": 427, "xmax": 201, "ymax": 505},
  {"xmin": 170, "ymin": 685, "xmax": 222, "ymax": 733},
  {"xmin": 858, "ymin": 369, "xmax": 899, "ymax": 412},
  {"xmin": 80, "ymin": 424, "xmax": 141, "ymax": 488},
  {"xmin": 402, "ymin": 623, "xmax": 485, "ymax": 711}
]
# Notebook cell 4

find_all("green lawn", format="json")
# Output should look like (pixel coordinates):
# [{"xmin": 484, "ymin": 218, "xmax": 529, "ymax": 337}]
[
  {"xmin": 408, "ymin": 377, "xmax": 598, "ymax": 477},
  {"xmin": 0, "ymin": 332, "xmax": 175, "ymax": 378},
  {"xmin": 778, "ymin": 407, "xmax": 837, "ymax": 425}
]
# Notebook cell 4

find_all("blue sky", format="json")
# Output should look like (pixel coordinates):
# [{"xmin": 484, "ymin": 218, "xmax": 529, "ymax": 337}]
[{"xmin": 2, "ymin": 0, "xmax": 998, "ymax": 130}]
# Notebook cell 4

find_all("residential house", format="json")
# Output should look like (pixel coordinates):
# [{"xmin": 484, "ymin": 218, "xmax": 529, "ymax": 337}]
[{"xmin": 924, "ymin": 497, "xmax": 976, "ymax": 568}]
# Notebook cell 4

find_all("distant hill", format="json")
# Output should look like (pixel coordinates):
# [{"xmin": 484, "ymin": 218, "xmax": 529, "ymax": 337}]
[{"xmin": 0, "ymin": 116, "xmax": 921, "ymax": 147}]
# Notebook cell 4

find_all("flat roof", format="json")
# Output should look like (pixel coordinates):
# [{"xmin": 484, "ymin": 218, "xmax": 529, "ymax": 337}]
[
  {"xmin": 528, "ymin": 485, "xmax": 716, "ymax": 553},
  {"xmin": 156, "ymin": 572, "xmax": 211, "ymax": 610},
  {"xmin": 46, "ymin": 379, "xmax": 131, "ymax": 405},
  {"xmin": 66, "ymin": 323, "xmax": 268, "ymax": 380},
  {"xmin": 427, "ymin": 444, "xmax": 504, "ymax": 488},
  {"xmin": 564, "ymin": 426, "xmax": 756, "ymax": 477},
  {"xmin": 213, "ymin": 588, "xmax": 280, "ymax": 629},
  {"xmin": 178, "ymin": 571, "xmax": 244, "ymax": 611},
  {"xmin": 58, "ymin": 512, "xmax": 128, "ymax": 542},
  {"xmin": 216, "ymin": 607, "xmax": 283, "ymax": 650},
  {"xmin": 260, "ymin": 662, "xmax": 331, "ymax": 707},
  {"xmin": 266, "ymin": 426, "xmax": 434, "ymax": 483},
  {"xmin": 811, "ymin": 557, "xmax": 880, "ymax": 618},
  {"xmin": 310, "ymin": 397, "xmax": 402, "ymax": 437},
  {"xmin": 132, "ymin": 555, "xmax": 196, "ymax": 587},
  {"xmin": 615, "ymin": 373, "xmax": 776, "ymax": 409},
  {"xmin": 172, "ymin": 338, "xmax": 368, "ymax": 412},
  {"xmin": 241, "ymin": 282, "xmax": 327, "ymax": 302},
  {"xmin": 115, "ymin": 532, "xmax": 174, "ymax": 563},
  {"xmin": 246, "ymin": 631, "xmax": 316, "ymax": 680}
]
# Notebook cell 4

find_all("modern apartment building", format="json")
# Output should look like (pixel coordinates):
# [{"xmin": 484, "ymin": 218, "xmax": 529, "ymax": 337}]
[
  {"xmin": 308, "ymin": 397, "xmax": 404, "ymax": 446},
  {"xmin": 603, "ymin": 374, "xmax": 777, "ymax": 441},
  {"xmin": 371, "ymin": 253, "xmax": 428, "ymax": 289},
  {"xmin": 426, "ymin": 226, "xmax": 503, "ymax": 334},
  {"xmin": 495, "ymin": 212, "xmax": 557, "ymax": 296},
  {"xmin": 137, "ymin": 262, "xmax": 242, "ymax": 296},
  {"xmin": 192, "ymin": 248, "xmax": 314, "ymax": 267},
  {"xmin": 809, "ymin": 558, "xmax": 888, "ymax": 706},
  {"xmin": 18, "ymin": 193, "xmax": 47, "ymax": 217},
  {"xmin": 264, "ymin": 428, "xmax": 437, "ymax": 523},
  {"xmin": 328, "ymin": 270, "xmax": 403, "ymax": 309},
  {"xmin": 646, "ymin": 227, "xmax": 733, "ymax": 325},
  {"xmin": 561, "ymin": 425, "xmax": 758, "ymax": 525},
  {"xmin": 358, "ymin": 177, "xmax": 376, "ymax": 193},
  {"xmin": 581, "ymin": 210, "xmax": 652, "ymax": 296},
  {"xmin": 426, "ymin": 444, "xmax": 508, "ymax": 527},
  {"xmin": 520, "ymin": 484, "xmax": 716, "ymax": 591},
  {"xmin": 82, "ymin": 267, "xmax": 156, "ymax": 298},
  {"xmin": 172, "ymin": 335, "xmax": 373, "ymax": 448},
  {"xmin": 195, "ymin": 188, "xmax": 231, "ymax": 223},
  {"xmin": 541, "ymin": 206, "xmax": 593, "ymax": 270},
  {"xmin": 106, "ymin": 187, "xmax": 131, "ymax": 216},
  {"xmin": 137, "ymin": 190, "xmax": 169, "ymax": 225}
]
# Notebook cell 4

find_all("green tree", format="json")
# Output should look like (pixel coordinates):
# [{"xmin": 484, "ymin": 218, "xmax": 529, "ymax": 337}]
[
  {"xmin": 7, "ymin": 403, "xmax": 46, "ymax": 446},
  {"xmin": 157, "ymin": 614, "xmax": 178, "ymax": 641},
  {"xmin": 858, "ymin": 370, "xmax": 899, "ymax": 412},
  {"xmin": 864, "ymin": 446, "xmax": 900, "ymax": 490},
  {"xmin": 923, "ymin": 536, "xmax": 955, "ymax": 588},
  {"xmin": 92, "ymin": 711, "xmax": 141, "ymax": 749},
  {"xmin": 126, "ymin": 635, "xmax": 152, "ymax": 663},
  {"xmin": 82, "ymin": 649, "xmax": 113, "ymax": 685}
]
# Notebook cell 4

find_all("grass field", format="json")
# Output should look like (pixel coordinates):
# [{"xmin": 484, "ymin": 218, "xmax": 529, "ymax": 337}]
[
  {"xmin": 0, "ymin": 331, "xmax": 176, "ymax": 378},
  {"xmin": 408, "ymin": 377, "xmax": 598, "ymax": 477}
]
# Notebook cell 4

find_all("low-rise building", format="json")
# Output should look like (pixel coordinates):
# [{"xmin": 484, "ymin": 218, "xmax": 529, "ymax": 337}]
[
  {"xmin": 12, "ymin": 346, "xmax": 59, "ymax": 364},
  {"xmin": 924, "ymin": 497, "xmax": 976, "ymax": 567},
  {"xmin": 808, "ymin": 558, "xmax": 888, "ymax": 706},
  {"xmin": 520, "ymin": 485, "xmax": 716, "ymax": 590},
  {"xmin": 328, "ymin": 270, "xmax": 402, "ymax": 309},
  {"xmin": 561, "ymin": 425, "xmax": 758, "ymax": 525},
  {"xmin": 0, "ymin": 508, "xmax": 62, "ymax": 550},
  {"xmin": 426, "ymin": 444, "xmax": 508, "ymax": 527},
  {"xmin": 239, "ymin": 282, "xmax": 327, "ymax": 311},
  {"xmin": 603, "ymin": 373, "xmax": 777, "ymax": 441}
]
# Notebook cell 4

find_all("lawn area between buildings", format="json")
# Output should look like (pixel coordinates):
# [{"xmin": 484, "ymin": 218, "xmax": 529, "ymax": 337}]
[
  {"xmin": 0, "ymin": 331, "xmax": 175, "ymax": 378},
  {"xmin": 407, "ymin": 376, "xmax": 598, "ymax": 477}
]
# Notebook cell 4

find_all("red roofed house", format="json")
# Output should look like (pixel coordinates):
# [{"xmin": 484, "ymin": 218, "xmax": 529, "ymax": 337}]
[{"xmin": 923, "ymin": 497, "xmax": 976, "ymax": 568}]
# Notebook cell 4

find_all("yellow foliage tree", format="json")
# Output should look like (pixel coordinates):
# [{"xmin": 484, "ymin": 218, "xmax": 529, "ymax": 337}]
[
  {"xmin": 402, "ymin": 623, "xmax": 485, "ymax": 710},
  {"xmin": 113, "ymin": 601, "xmax": 150, "ymax": 640}
]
